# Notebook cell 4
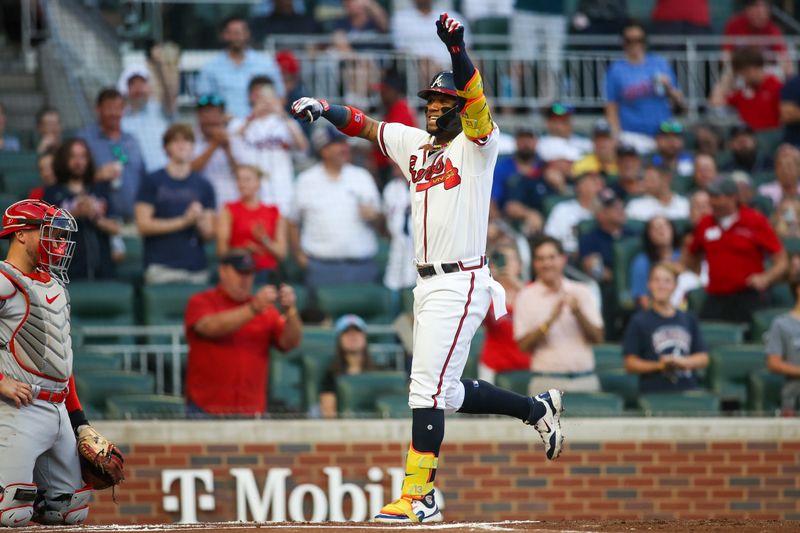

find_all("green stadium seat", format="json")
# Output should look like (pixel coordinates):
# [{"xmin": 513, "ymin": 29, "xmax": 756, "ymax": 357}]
[
  {"xmin": 748, "ymin": 369, "xmax": 785, "ymax": 412},
  {"xmin": 290, "ymin": 284, "xmax": 309, "ymax": 315},
  {"xmin": 686, "ymin": 288, "xmax": 706, "ymax": 314},
  {"xmin": 613, "ymin": 238, "xmax": 642, "ymax": 310},
  {"xmin": 336, "ymin": 371, "xmax": 408, "ymax": 416},
  {"xmin": 472, "ymin": 17, "xmax": 510, "ymax": 51},
  {"xmin": 69, "ymin": 281, "xmax": 135, "ymax": 344},
  {"xmin": 755, "ymin": 129, "xmax": 783, "ymax": 155},
  {"xmin": 599, "ymin": 371, "xmax": 639, "ymax": 409},
  {"xmin": 593, "ymin": 344, "xmax": 624, "ymax": 373},
  {"xmin": 141, "ymin": 283, "xmax": 210, "ymax": 326},
  {"xmin": 0, "ymin": 193, "xmax": 19, "ymax": 211},
  {"xmin": 709, "ymin": 344, "xmax": 766, "ymax": 405},
  {"xmin": 751, "ymin": 172, "xmax": 774, "ymax": 186},
  {"xmin": 495, "ymin": 370, "xmax": 534, "ymax": 395},
  {"xmin": 699, "ymin": 322, "xmax": 746, "ymax": 348},
  {"xmin": 782, "ymin": 237, "xmax": 800, "ymax": 254},
  {"xmin": 74, "ymin": 370, "xmax": 155, "ymax": 410},
  {"xmin": 105, "ymin": 394, "xmax": 186, "ymax": 419},
  {"xmin": 116, "ymin": 236, "xmax": 144, "ymax": 284},
  {"xmin": 279, "ymin": 255, "xmax": 305, "ymax": 284},
  {"xmin": 300, "ymin": 351, "xmax": 336, "ymax": 411},
  {"xmin": 376, "ymin": 238, "xmax": 390, "ymax": 278},
  {"xmin": 638, "ymin": 391, "xmax": 720, "ymax": 416},
  {"xmin": 562, "ymin": 392, "xmax": 623, "ymax": 417},
  {"xmin": 72, "ymin": 352, "xmax": 122, "ymax": 373},
  {"xmin": 375, "ymin": 393, "xmax": 410, "ymax": 418},
  {"xmin": 750, "ymin": 195, "xmax": 774, "ymax": 217},
  {"xmin": 751, "ymin": 307, "xmax": 790, "ymax": 342},
  {"xmin": 464, "ymin": 327, "xmax": 484, "ymax": 379},
  {"xmin": 316, "ymin": 283, "xmax": 391, "ymax": 322},
  {"xmin": 401, "ymin": 288, "xmax": 414, "ymax": 314},
  {"xmin": 269, "ymin": 349, "xmax": 304, "ymax": 413},
  {"xmin": 300, "ymin": 327, "xmax": 338, "ymax": 357},
  {"xmin": 0, "ymin": 152, "xmax": 38, "ymax": 173},
  {"xmin": 1, "ymin": 169, "xmax": 39, "ymax": 197},
  {"xmin": 769, "ymin": 283, "xmax": 794, "ymax": 308}
]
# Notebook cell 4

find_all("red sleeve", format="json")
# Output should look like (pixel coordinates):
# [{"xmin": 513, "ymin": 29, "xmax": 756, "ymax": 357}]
[
  {"xmin": 184, "ymin": 292, "xmax": 213, "ymax": 332},
  {"xmin": 722, "ymin": 18, "xmax": 739, "ymax": 51},
  {"xmin": 768, "ymin": 24, "xmax": 787, "ymax": 52},
  {"xmin": 66, "ymin": 374, "xmax": 82, "ymax": 413},
  {"xmin": 726, "ymin": 90, "xmax": 740, "ymax": 107}
]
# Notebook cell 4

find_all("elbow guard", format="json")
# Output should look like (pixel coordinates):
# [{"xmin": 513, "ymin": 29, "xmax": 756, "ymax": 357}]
[{"xmin": 457, "ymin": 70, "xmax": 493, "ymax": 140}]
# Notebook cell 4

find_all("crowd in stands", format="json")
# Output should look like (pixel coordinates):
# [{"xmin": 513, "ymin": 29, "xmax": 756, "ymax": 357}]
[{"xmin": 3, "ymin": 0, "xmax": 800, "ymax": 417}]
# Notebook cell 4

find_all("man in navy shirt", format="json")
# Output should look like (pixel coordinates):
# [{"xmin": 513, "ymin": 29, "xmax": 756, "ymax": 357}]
[
  {"xmin": 135, "ymin": 124, "xmax": 216, "ymax": 284},
  {"xmin": 780, "ymin": 73, "xmax": 800, "ymax": 148}
]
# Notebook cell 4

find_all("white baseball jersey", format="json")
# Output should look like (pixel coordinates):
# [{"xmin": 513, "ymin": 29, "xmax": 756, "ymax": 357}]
[
  {"xmin": 376, "ymin": 122, "xmax": 499, "ymax": 264},
  {"xmin": 382, "ymin": 177, "xmax": 416, "ymax": 290}
]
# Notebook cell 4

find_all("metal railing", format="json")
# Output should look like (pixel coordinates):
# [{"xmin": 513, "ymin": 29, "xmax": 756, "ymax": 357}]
[
  {"xmin": 120, "ymin": 33, "xmax": 797, "ymax": 124},
  {"xmin": 75, "ymin": 324, "xmax": 406, "ymax": 398}
]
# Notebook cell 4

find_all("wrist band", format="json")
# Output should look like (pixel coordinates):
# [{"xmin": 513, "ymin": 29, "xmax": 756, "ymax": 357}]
[{"xmin": 338, "ymin": 106, "xmax": 366, "ymax": 136}]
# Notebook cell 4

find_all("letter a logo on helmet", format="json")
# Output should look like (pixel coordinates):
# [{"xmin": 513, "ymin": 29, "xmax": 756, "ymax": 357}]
[{"xmin": 417, "ymin": 71, "xmax": 458, "ymax": 100}]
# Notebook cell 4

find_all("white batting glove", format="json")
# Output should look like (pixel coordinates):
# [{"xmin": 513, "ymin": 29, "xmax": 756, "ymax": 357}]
[{"xmin": 291, "ymin": 97, "xmax": 329, "ymax": 123}]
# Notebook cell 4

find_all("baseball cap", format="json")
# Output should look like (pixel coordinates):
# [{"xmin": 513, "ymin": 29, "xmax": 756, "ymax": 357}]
[
  {"xmin": 729, "ymin": 123, "xmax": 755, "ymax": 139},
  {"xmin": 537, "ymin": 137, "xmax": 581, "ymax": 162},
  {"xmin": 592, "ymin": 118, "xmax": 612, "ymax": 137},
  {"xmin": 117, "ymin": 64, "xmax": 149, "ymax": 96},
  {"xmin": 598, "ymin": 187, "xmax": 621, "ymax": 208},
  {"xmin": 730, "ymin": 170, "xmax": 752, "ymax": 188},
  {"xmin": 275, "ymin": 50, "xmax": 300, "ymax": 76},
  {"xmin": 617, "ymin": 142, "xmax": 639, "ymax": 157},
  {"xmin": 220, "ymin": 250, "xmax": 256, "ymax": 273},
  {"xmin": 311, "ymin": 125, "xmax": 347, "ymax": 153},
  {"xmin": 335, "ymin": 314, "xmax": 367, "ymax": 336},
  {"xmin": 707, "ymin": 176, "xmax": 738, "ymax": 196},
  {"xmin": 196, "ymin": 94, "xmax": 226, "ymax": 109},
  {"xmin": 545, "ymin": 102, "xmax": 573, "ymax": 118},
  {"xmin": 657, "ymin": 120, "xmax": 684, "ymax": 135}
]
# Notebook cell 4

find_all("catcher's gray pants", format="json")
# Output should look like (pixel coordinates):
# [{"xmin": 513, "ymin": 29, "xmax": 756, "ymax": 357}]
[{"xmin": 0, "ymin": 396, "xmax": 83, "ymax": 501}]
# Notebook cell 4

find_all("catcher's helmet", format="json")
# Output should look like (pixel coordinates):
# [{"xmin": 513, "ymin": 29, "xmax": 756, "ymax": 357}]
[
  {"xmin": 0, "ymin": 199, "xmax": 78, "ymax": 283},
  {"xmin": 418, "ymin": 71, "xmax": 463, "ymax": 135}
]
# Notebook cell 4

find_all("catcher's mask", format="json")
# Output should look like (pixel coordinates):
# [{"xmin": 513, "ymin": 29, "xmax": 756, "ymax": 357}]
[
  {"xmin": 0, "ymin": 199, "xmax": 78, "ymax": 284},
  {"xmin": 418, "ymin": 71, "xmax": 463, "ymax": 135}
]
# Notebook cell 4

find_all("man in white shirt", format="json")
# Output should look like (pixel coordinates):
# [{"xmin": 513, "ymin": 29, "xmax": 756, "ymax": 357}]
[
  {"xmin": 229, "ymin": 76, "xmax": 309, "ymax": 215},
  {"xmin": 382, "ymin": 166, "xmax": 416, "ymax": 296},
  {"xmin": 191, "ymin": 95, "xmax": 239, "ymax": 208},
  {"xmin": 391, "ymin": 0, "xmax": 470, "ymax": 70},
  {"xmin": 626, "ymin": 163, "xmax": 690, "ymax": 221},
  {"xmin": 538, "ymin": 102, "xmax": 593, "ymax": 157},
  {"xmin": 287, "ymin": 126, "xmax": 381, "ymax": 288},
  {"xmin": 544, "ymin": 171, "xmax": 602, "ymax": 255}
]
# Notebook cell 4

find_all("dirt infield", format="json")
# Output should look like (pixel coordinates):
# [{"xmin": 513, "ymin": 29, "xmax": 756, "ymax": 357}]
[{"xmin": 14, "ymin": 519, "xmax": 799, "ymax": 533}]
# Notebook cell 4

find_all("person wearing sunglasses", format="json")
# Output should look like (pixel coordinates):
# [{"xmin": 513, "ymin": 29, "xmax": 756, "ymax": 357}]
[
  {"xmin": 604, "ymin": 18, "xmax": 685, "ymax": 154},
  {"xmin": 191, "ymin": 95, "xmax": 239, "ymax": 208},
  {"xmin": 538, "ymin": 102, "xmax": 592, "ymax": 158},
  {"xmin": 651, "ymin": 120, "xmax": 694, "ymax": 180}
]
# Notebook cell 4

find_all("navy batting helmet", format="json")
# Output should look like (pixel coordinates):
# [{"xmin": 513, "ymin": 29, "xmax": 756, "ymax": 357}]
[{"xmin": 417, "ymin": 71, "xmax": 458, "ymax": 100}]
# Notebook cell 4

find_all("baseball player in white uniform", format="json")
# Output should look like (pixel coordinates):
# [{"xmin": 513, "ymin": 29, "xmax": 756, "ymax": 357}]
[
  {"xmin": 292, "ymin": 13, "xmax": 565, "ymax": 523},
  {"xmin": 0, "ymin": 200, "xmax": 122, "ymax": 527}
]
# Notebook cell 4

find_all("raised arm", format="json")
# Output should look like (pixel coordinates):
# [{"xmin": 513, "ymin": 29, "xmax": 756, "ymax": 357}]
[
  {"xmin": 290, "ymin": 97, "xmax": 382, "ymax": 144},
  {"xmin": 436, "ymin": 12, "xmax": 493, "ymax": 141}
]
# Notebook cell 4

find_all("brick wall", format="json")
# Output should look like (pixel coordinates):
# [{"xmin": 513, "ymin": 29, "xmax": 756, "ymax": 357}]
[{"xmin": 87, "ymin": 437, "xmax": 800, "ymax": 524}]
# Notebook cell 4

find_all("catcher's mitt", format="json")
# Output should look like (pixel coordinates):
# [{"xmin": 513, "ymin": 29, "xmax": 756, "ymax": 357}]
[{"xmin": 77, "ymin": 426, "xmax": 125, "ymax": 490}]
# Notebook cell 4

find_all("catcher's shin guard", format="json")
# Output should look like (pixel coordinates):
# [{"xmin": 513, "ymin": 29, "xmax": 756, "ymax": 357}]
[
  {"xmin": 0, "ymin": 483, "xmax": 37, "ymax": 527},
  {"xmin": 373, "ymin": 446, "xmax": 441, "ymax": 523},
  {"xmin": 32, "ymin": 485, "xmax": 91, "ymax": 525}
]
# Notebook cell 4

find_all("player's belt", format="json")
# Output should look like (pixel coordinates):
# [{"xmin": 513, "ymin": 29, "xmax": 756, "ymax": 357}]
[
  {"xmin": 36, "ymin": 387, "xmax": 69, "ymax": 403},
  {"xmin": 416, "ymin": 256, "xmax": 487, "ymax": 279}
]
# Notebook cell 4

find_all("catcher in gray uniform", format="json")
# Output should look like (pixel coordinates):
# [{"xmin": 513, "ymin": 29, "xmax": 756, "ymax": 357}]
[{"xmin": 0, "ymin": 199, "xmax": 124, "ymax": 527}]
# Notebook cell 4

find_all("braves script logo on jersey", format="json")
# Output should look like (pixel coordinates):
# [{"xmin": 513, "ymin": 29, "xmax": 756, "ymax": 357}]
[{"xmin": 409, "ymin": 154, "xmax": 462, "ymax": 192}]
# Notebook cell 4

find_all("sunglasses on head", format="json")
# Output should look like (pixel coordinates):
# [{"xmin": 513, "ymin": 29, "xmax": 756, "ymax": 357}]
[
  {"xmin": 549, "ymin": 103, "xmax": 573, "ymax": 116},
  {"xmin": 659, "ymin": 122, "xmax": 684, "ymax": 135},
  {"xmin": 197, "ymin": 94, "xmax": 225, "ymax": 108}
]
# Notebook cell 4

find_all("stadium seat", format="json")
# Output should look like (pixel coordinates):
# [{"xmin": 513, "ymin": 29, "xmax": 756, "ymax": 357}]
[
  {"xmin": 495, "ymin": 370, "xmax": 534, "ymax": 396},
  {"xmin": 769, "ymin": 283, "xmax": 794, "ymax": 308},
  {"xmin": 542, "ymin": 194, "xmax": 573, "ymax": 218},
  {"xmin": 464, "ymin": 327, "xmax": 485, "ymax": 379},
  {"xmin": 593, "ymin": 344, "xmax": 624, "ymax": 373},
  {"xmin": 141, "ymin": 283, "xmax": 210, "ymax": 327},
  {"xmin": 613, "ymin": 238, "xmax": 642, "ymax": 310},
  {"xmin": 708, "ymin": 344, "xmax": 766, "ymax": 406},
  {"xmin": 750, "ymin": 195, "xmax": 774, "ymax": 217},
  {"xmin": 1, "ymin": 169, "xmax": 39, "ymax": 198},
  {"xmin": 300, "ymin": 327, "xmax": 338, "ymax": 357},
  {"xmin": 279, "ymin": 255, "xmax": 304, "ymax": 284},
  {"xmin": 699, "ymin": 322, "xmax": 746, "ymax": 348},
  {"xmin": 300, "ymin": 352, "xmax": 336, "ymax": 412},
  {"xmin": 755, "ymin": 129, "xmax": 783, "ymax": 155},
  {"xmin": 686, "ymin": 288, "xmax": 706, "ymax": 314},
  {"xmin": 336, "ymin": 371, "xmax": 408, "ymax": 416},
  {"xmin": 782, "ymin": 237, "xmax": 800, "ymax": 255},
  {"xmin": 0, "ymin": 152, "xmax": 37, "ymax": 174},
  {"xmin": 401, "ymin": 287, "xmax": 414, "ymax": 314},
  {"xmin": 375, "ymin": 393, "xmax": 411, "ymax": 418},
  {"xmin": 472, "ymin": 17, "xmax": 510, "ymax": 51},
  {"xmin": 115, "ymin": 236, "xmax": 144, "ymax": 284},
  {"xmin": 269, "ymin": 350, "xmax": 304, "ymax": 413},
  {"xmin": 376, "ymin": 238, "xmax": 390, "ymax": 279},
  {"xmin": 748, "ymin": 369, "xmax": 785, "ymax": 412},
  {"xmin": 316, "ymin": 283, "xmax": 391, "ymax": 322},
  {"xmin": 74, "ymin": 370, "xmax": 155, "ymax": 410},
  {"xmin": 105, "ymin": 394, "xmax": 186, "ymax": 419},
  {"xmin": 638, "ymin": 391, "xmax": 720, "ymax": 416},
  {"xmin": 69, "ymin": 281, "xmax": 135, "ymax": 344},
  {"xmin": 72, "ymin": 352, "xmax": 122, "ymax": 373},
  {"xmin": 0, "ymin": 193, "xmax": 17, "ymax": 211},
  {"xmin": 599, "ymin": 371, "xmax": 639, "ymax": 409},
  {"xmin": 562, "ymin": 392, "xmax": 623, "ymax": 417},
  {"xmin": 751, "ymin": 307, "xmax": 790, "ymax": 342}
]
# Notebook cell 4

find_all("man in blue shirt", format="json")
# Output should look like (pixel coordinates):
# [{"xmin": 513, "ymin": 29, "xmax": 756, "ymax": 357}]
[
  {"xmin": 135, "ymin": 124, "xmax": 216, "ymax": 285},
  {"xmin": 196, "ymin": 16, "xmax": 285, "ymax": 119},
  {"xmin": 604, "ymin": 19, "xmax": 684, "ymax": 150},
  {"xmin": 78, "ymin": 88, "xmax": 148, "ymax": 221}
]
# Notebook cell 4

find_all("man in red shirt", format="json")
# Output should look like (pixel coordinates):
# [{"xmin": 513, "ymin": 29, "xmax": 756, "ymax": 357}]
[
  {"xmin": 184, "ymin": 250, "xmax": 302, "ymax": 415},
  {"xmin": 723, "ymin": 0, "xmax": 790, "ymax": 75},
  {"xmin": 710, "ymin": 47, "xmax": 783, "ymax": 131},
  {"xmin": 684, "ymin": 176, "xmax": 787, "ymax": 324}
]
